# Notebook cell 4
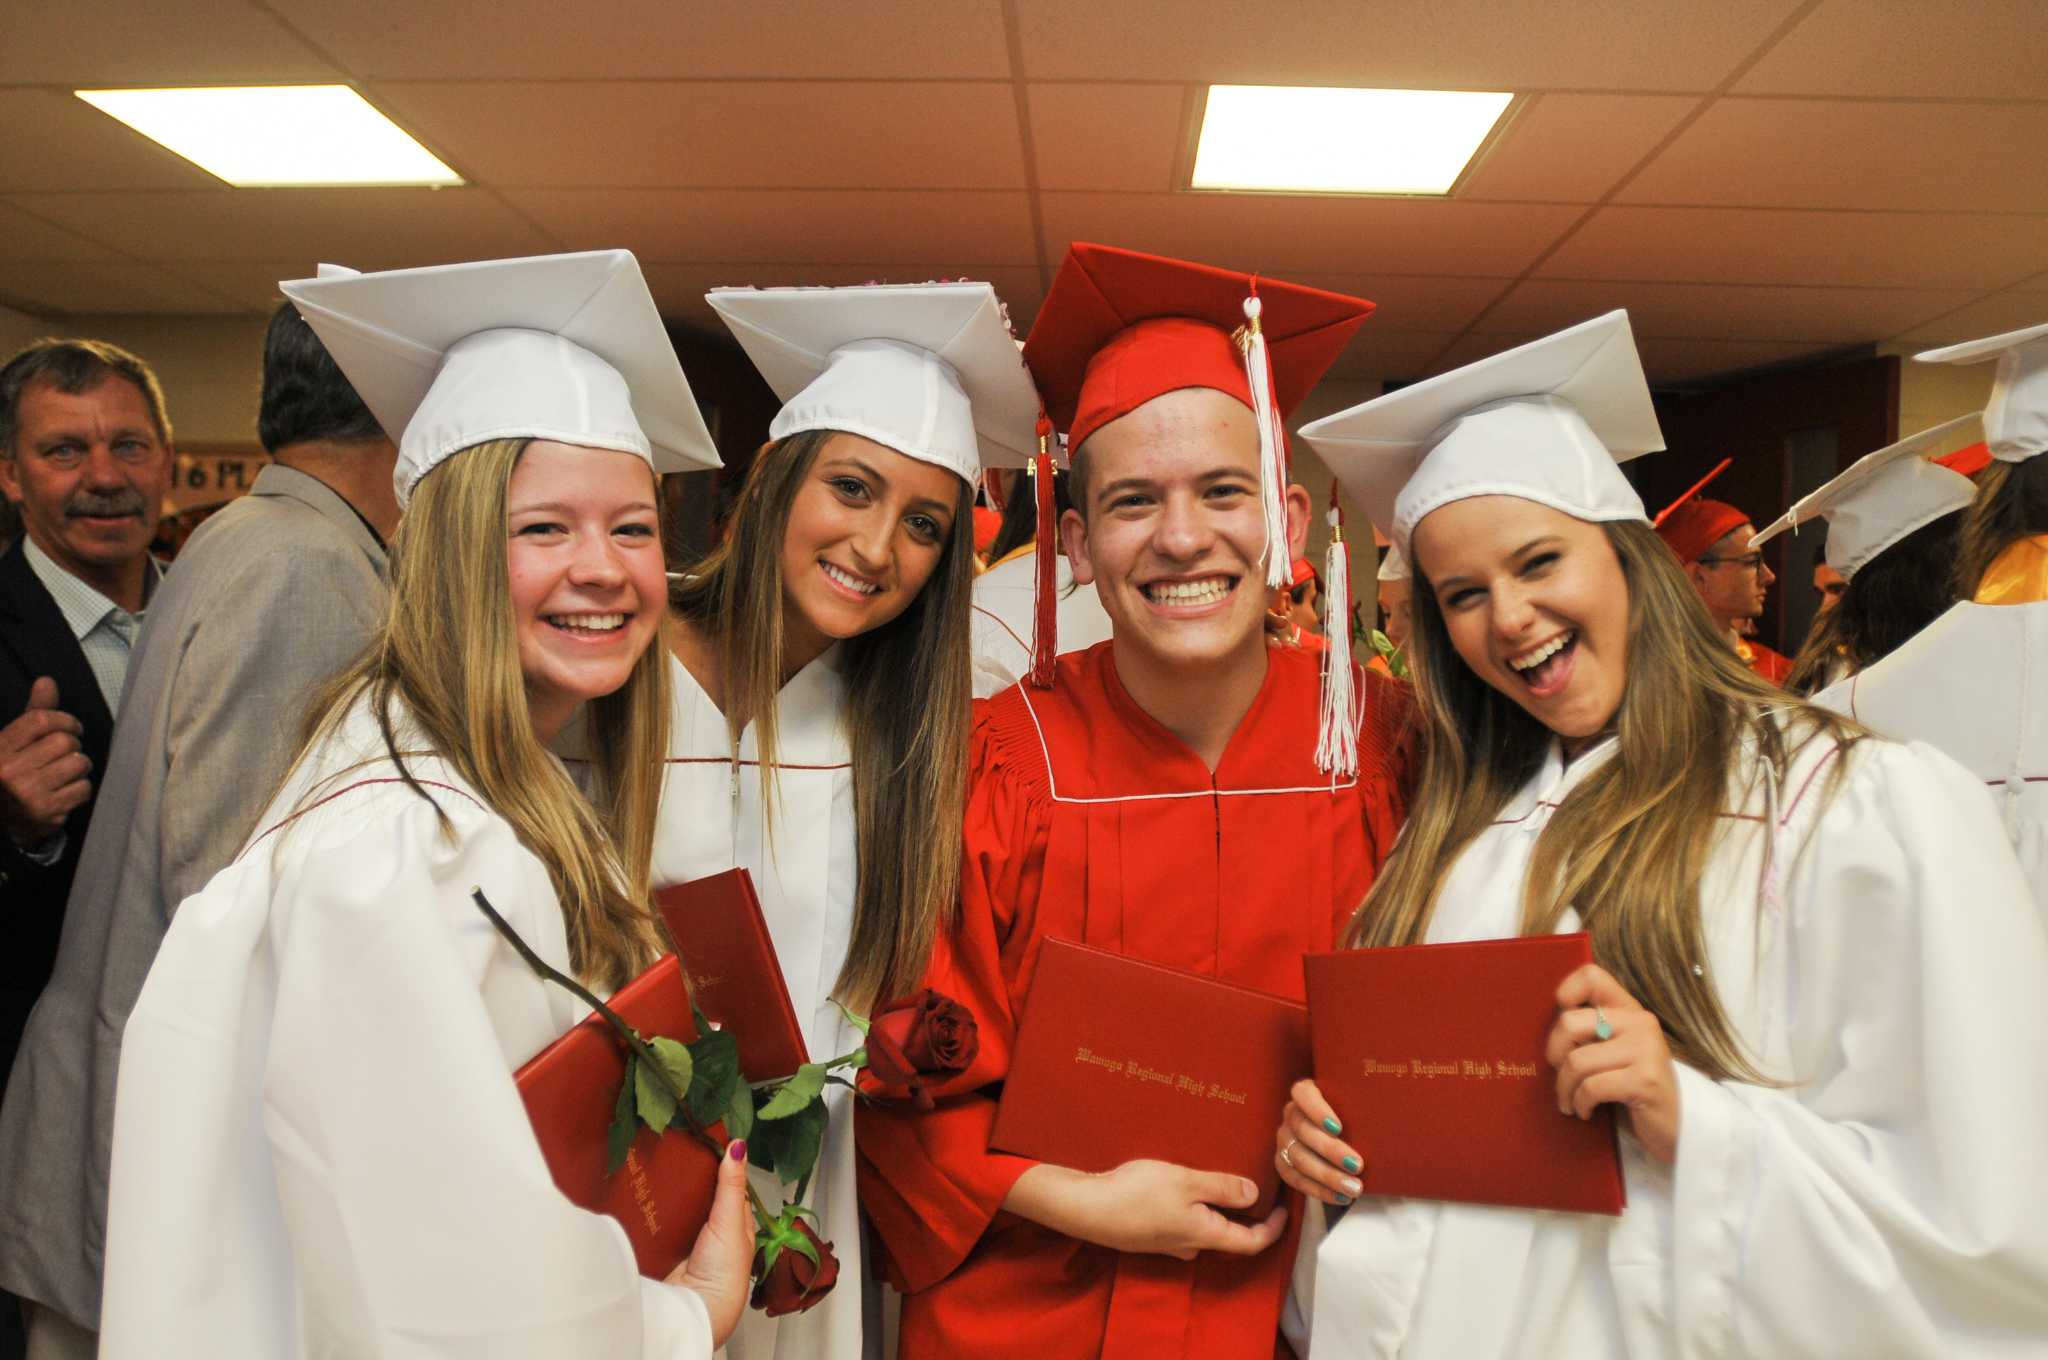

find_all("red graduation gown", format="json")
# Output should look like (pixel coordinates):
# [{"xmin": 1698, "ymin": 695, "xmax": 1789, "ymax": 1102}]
[
  {"xmin": 857, "ymin": 642, "xmax": 1415, "ymax": 1359},
  {"xmin": 1738, "ymin": 638, "xmax": 1794, "ymax": 686}
]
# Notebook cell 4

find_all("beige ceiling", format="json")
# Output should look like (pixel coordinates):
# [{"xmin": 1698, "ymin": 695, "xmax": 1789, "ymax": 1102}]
[{"xmin": 2, "ymin": 0, "xmax": 2044, "ymax": 387}]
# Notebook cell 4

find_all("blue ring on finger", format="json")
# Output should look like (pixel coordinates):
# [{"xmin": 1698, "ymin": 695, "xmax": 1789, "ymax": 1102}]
[{"xmin": 1593, "ymin": 1005, "xmax": 1614, "ymax": 1041}]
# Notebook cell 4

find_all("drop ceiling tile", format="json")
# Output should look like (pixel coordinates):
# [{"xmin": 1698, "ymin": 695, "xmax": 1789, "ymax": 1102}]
[
  {"xmin": 1891, "ymin": 289, "xmax": 2048, "ymax": 345},
  {"xmin": 0, "ymin": 90, "xmax": 223, "ymax": 193},
  {"xmin": 1028, "ymin": 85, "xmax": 1190, "ymax": 192},
  {"xmin": 1039, "ymin": 192, "xmax": 1585, "ymax": 277},
  {"xmin": 507, "ymin": 189, "xmax": 1039, "ymax": 268},
  {"xmin": 7, "ymin": 189, "xmax": 561, "ymax": 265},
  {"xmin": 1419, "ymin": 328, "xmax": 1839, "ymax": 384},
  {"xmin": 1323, "ymin": 329, "xmax": 1464, "ymax": 382},
  {"xmin": 1620, "ymin": 99, "xmax": 2048, "ymax": 212},
  {"xmin": 1015, "ymin": 0, "xmax": 1802, "ymax": 89},
  {"xmin": 0, "ymin": 203, "xmax": 120, "ymax": 263},
  {"xmin": 1633, "ymin": 337, "xmax": 1849, "ymax": 383},
  {"xmin": 644, "ymin": 261, "xmax": 1043, "ymax": 336},
  {"xmin": 1736, "ymin": 0, "xmax": 2048, "ymax": 99},
  {"xmin": 0, "ymin": 260, "xmax": 246, "ymax": 316},
  {"xmin": 0, "ymin": 0, "xmax": 337, "ymax": 84},
  {"xmin": 1476, "ymin": 278, "xmax": 1979, "ymax": 342},
  {"xmin": 167, "ymin": 258, "xmax": 413, "ymax": 309},
  {"xmin": 269, "ymin": 0, "xmax": 1011, "ymax": 79},
  {"xmin": 1536, "ymin": 206, "xmax": 2048, "ymax": 290},
  {"xmin": 1290, "ymin": 272, "xmax": 1514, "ymax": 333},
  {"xmin": 1459, "ymin": 94, "xmax": 1701, "ymax": 203},
  {"xmin": 373, "ymin": 81, "xmax": 1026, "ymax": 190}
]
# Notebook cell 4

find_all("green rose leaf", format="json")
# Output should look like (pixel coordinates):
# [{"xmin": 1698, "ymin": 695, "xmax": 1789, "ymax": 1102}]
[
  {"xmin": 635, "ymin": 1048, "xmax": 680, "ymax": 1134},
  {"xmin": 1368, "ymin": 629, "xmax": 1410, "ymax": 680},
  {"xmin": 606, "ymin": 1057, "xmax": 640, "ymax": 1174},
  {"xmin": 756, "ymin": 1236, "xmax": 783, "ymax": 1277},
  {"xmin": 649, "ymin": 1035, "xmax": 695, "ymax": 1102},
  {"xmin": 686, "ymin": 1027, "xmax": 741, "ymax": 1125},
  {"xmin": 833, "ymin": 1000, "xmax": 871, "ymax": 1036},
  {"xmin": 723, "ymin": 1074, "xmax": 755, "ymax": 1145},
  {"xmin": 756, "ymin": 1062, "xmax": 828, "ymax": 1122},
  {"xmin": 770, "ymin": 1099, "xmax": 828, "ymax": 1188}
]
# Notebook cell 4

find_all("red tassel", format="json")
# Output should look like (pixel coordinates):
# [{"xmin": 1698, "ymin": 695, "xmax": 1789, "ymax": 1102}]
[{"xmin": 1028, "ymin": 413, "xmax": 1059, "ymax": 688}]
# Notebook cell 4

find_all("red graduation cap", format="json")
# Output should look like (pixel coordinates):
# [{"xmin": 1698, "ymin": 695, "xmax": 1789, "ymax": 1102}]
[
  {"xmin": 1025, "ymin": 244, "xmax": 1374, "ymax": 456},
  {"xmin": 1018, "ymin": 242, "xmax": 1375, "ymax": 773},
  {"xmin": 1653, "ymin": 457, "xmax": 1752, "ymax": 564}
]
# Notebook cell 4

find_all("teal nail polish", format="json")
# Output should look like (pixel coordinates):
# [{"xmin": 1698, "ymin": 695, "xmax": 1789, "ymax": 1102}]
[
  {"xmin": 1334, "ymin": 1194, "xmax": 1353, "ymax": 1206},
  {"xmin": 1322, "ymin": 1116, "xmax": 1343, "ymax": 1136},
  {"xmin": 1342, "ymin": 1155, "xmax": 1361, "ymax": 1173}
]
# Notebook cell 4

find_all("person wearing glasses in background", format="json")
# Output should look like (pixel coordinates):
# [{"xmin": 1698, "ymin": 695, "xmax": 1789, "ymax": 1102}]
[{"xmin": 1655, "ymin": 469, "xmax": 1792, "ymax": 684}]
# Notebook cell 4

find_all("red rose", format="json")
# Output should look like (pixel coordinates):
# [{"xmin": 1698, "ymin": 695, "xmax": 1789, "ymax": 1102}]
[
  {"xmin": 866, "ymin": 989, "xmax": 978, "ymax": 1108},
  {"xmin": 750, "ymin": 1215, "xmax": 839, "ymax": 1317}
]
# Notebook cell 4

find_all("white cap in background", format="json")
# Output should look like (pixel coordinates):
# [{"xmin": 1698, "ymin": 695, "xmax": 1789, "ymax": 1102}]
[
  {"xmin": 1914, "ymin": 320, "xmax": 2048, "ymax": 464},
  {"xmin": 1749, "ymin": 413, "xmax": 1980, "ymax": 578}
]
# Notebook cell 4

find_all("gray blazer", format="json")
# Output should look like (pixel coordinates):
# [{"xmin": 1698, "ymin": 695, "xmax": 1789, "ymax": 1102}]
[{"xmin": 0, "ymin": 464, "xmax": 388, "ymax": 1328}]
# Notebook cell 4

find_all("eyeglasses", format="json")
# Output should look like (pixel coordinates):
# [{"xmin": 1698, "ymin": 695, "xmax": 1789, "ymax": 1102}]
[{"xmin": 1697, "ymin": 552, "xmax": 1766, "ymax": 572}]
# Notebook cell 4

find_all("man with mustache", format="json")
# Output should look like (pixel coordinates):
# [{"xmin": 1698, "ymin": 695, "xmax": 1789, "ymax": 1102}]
[{"xmin": 0, "ymin": 340, "xmax": 171, "ymax": 1085}]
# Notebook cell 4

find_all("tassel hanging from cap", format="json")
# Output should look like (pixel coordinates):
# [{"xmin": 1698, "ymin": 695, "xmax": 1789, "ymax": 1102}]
[
  {"xmin": 1028, "ymin": 412, "xmax": 1059, "ymax": 688},
  {"xmin": 1237, "ymin": 282, "xmax": 1292, "ymax": 592},
  {"xmin": 1315, "ymin": 483, "xmax": 1359, "ymax": 779}
]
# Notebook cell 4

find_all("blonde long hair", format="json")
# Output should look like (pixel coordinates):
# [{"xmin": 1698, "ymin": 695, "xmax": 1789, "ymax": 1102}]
[
  {"xmin": 1349, "ymin": 519, "xmax": 1863, "ymax": 1083},
  {"xmin": 670, "ymin": 430, "xmax": 975, "ymax": 1011},
  {"xmin": 297, "ymin": 437, "xmax": 670, "ymax": 989}
]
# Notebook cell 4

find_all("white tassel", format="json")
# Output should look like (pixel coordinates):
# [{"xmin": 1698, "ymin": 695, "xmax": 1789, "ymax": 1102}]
[
  {"xmin": 1315, "ymin": 501, "xmax": 1358, "ymax": 779},
  {"xmin": 1241, "ymin": 293, "xmax": 1291, "ymax": 591}
]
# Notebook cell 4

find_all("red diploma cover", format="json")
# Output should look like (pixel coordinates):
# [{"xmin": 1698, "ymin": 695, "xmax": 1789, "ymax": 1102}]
[
  {"xmin": 1302, "ymin": 932, "xmax": 1625, "ymax": 1215},
  {"xmin": 990, "ymin": 937, "xmax": 1310, "ymax": 1211},
  {"xmin": 515, "ymin": 954, "xmax": 722, "ymax": 1279},
  {"xmin": 655, "ymin": 868, "xmax": 810, "ymax": 1082}
]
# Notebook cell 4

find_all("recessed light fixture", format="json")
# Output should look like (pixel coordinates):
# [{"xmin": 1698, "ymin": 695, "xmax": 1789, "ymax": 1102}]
[
  {"xmin": 75, "ymin": 85, "xmax": 463, "ymax": 188},
  {"xmin": 1191, "ymin": 85, "xmax": 1513, "ymax": 196}
]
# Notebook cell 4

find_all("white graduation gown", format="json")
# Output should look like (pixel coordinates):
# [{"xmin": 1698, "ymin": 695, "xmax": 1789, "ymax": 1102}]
[
  {"xmin": 102, "ymin": 699, "xmax": 714, "ymax": 1359},
  {"xmin": 968, "ymin": 550, "xmax": 1114, "ymax": 699},
  {"xmin": 1814, "ymin": 599, "xmax": 2047, "ymax": 917},
  {"xmin": 1290, "ymin": 729, "xmax": 2048, "ymax": 1359},
  {"xmin": 653, "ymin": 649, "xmax": 866, "ymax": 1360}
]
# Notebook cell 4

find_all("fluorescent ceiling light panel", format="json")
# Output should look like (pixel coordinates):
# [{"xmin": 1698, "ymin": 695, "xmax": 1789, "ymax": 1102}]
[
  {"xmin": 1192, "ymin": 85, "xmax": 1512, "ymax": 195},
  {"xmin": 75, "ymin": 86, "xmax": 462, "ymax": 187}
]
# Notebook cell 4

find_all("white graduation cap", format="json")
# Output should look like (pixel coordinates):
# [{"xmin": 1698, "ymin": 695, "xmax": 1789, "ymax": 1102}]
[
  {"xmin": 279, "ymin": 251, "xmax": 720, "ymax": 504},
  {"xmin": 1914, "ymin": 321, "xmax": 2048, "ymax": 464},
  {"xmin": 706, "ymin": 281, "xmax": 1041, "ymax": 485},
  {"xmin": 1749, "ymin": 413, "xmax": 1980, "ymax": 579},
  {"xmin": 1298, "ymin": 311, "xmax": 1665, "ymax": 562},
  {"xmin": 1376, "ymin": 540, "xmax": 1410, "ymax": 583}
]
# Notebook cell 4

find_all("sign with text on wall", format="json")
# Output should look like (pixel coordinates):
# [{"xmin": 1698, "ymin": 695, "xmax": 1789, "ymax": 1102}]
[{"xmin": 164, "ymin": 448, "xmax": 270, "ymax": 515}]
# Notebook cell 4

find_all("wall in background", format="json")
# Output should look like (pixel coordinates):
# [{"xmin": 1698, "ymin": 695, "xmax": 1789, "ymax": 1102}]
[
  {"xmin": 0, "ymin": 304, "xmax": 42, "ymax": 357},
  {"xmin": 1887, "ymin": 342, "xmax": 1995, "ymax": 447}
]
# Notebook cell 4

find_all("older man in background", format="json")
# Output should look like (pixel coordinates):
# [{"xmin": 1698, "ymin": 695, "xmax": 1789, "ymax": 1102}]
[
  {"xmin": 0, "ymin": 304, "xmax": 396, "ymax": 1359},
  {"xmin": 0, "ymin": 341, "xmax": 171, "ymax": 1098}
]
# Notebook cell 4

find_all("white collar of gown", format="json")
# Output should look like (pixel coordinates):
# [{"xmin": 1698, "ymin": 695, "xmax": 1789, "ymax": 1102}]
[{"xmin": 660, "ymin": 646, "xmax": 854, "ymax": 1061}]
